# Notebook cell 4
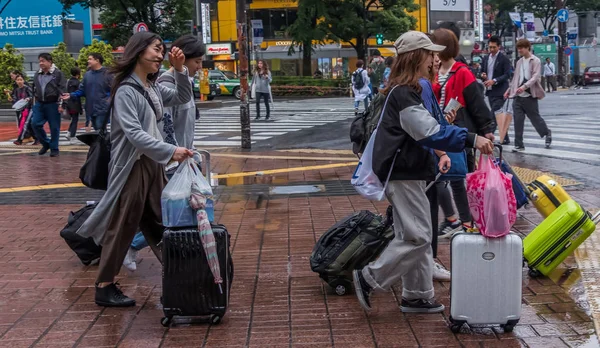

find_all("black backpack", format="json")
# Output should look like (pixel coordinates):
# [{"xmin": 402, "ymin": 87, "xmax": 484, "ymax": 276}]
[
  {"xmin": 353, "ymin": 69, "xmax": 366, "ymax": 90},
  {"xmin": 349, "ymin": 92, "xmax": 386, "ymax": 155},
  {"xmin": 59, "ymin": 203, "xmax": 102, "ymax": 265},
  {"xmin": 310, "ymin": 209, "xmax": 393, "ymax": 295}
]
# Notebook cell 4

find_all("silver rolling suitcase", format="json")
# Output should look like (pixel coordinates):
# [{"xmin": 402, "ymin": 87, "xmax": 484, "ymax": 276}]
[{"xmin": 449, "ymin": 232, "xmax": 522, "ymax": 333}]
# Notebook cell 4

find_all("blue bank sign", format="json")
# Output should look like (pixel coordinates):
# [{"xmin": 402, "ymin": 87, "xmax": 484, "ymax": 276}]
[{"xmin": 0, "ymin": 0, "xmax": 91, "ymax": 48}]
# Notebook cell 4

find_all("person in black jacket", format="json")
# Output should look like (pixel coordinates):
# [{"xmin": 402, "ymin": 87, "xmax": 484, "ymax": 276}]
[
  {"xmin": 481, "ymin": 36, "xmax": 512, "ymax": 145},
  {"xmin": 352, "ymin": 31, "xmax": 493, "ymax": 314},
  {"xmin": 31, "ymin": 53, "xmax": 67, "ymax": 157}
]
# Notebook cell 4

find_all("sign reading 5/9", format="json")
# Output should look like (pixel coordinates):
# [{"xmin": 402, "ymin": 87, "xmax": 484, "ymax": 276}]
[{"xmin": 431, "ymin": 0, "xmax": 469, "ymax": 11}]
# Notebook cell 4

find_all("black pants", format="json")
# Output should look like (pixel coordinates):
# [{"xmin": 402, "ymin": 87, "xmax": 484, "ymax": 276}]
[
  {"xmin": 513, "ymin": 96, "xmax": 550, "ymax": 148},
  {"xmin": 68, "ymin": 112, "xmax": 79, "ymax": 138},
  {"xmin": 426, "ymin": 181, "xmax": 438, "ymax": 258},
  {"xmin": 255, "ymin": 92, "xmax": 270, "ymax": 118}
]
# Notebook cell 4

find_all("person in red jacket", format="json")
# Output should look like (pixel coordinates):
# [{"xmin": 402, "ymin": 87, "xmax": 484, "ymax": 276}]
[{"xmin": 432, "ymin": 28, "xmax": 495, "ymax": 236}]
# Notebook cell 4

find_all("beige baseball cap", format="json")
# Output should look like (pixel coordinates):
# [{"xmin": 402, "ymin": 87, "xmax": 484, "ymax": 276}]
[{"xmin": 394, "ymin": 31, "xmax": 446, "ymax": 54}]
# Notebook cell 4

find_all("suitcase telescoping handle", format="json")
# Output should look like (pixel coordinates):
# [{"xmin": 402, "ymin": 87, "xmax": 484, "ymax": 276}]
[
  {"xmin": 591, "ymin": 211, "xmax": 600, "ymax": 225},
  {"xmin": 425, "ymin": 172, "xmax": 443, "ymax": 191},
  {"xmin": 193, "ymin": 149, "xmax": 212, "ymax": 186}
]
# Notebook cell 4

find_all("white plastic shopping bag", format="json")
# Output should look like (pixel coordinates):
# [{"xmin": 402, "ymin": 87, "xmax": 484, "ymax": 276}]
[
  {"xmin": 161, "ymin": 158, "xmax": 213, "ymax": 228},
  {"xmin": 351, "ymin": 86, "xmax": 398, "ymax": 201}
]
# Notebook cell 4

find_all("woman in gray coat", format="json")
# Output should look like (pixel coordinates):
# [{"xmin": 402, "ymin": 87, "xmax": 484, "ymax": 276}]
[{"xmin": 77, "ymin": 32, "xmax": 194, "ymax": 307}]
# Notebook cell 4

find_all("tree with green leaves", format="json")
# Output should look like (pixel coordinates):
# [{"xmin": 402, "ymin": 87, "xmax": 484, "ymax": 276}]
[
  {"xmin": 286, "ymin": 0, "xmax": 327, "ymax": 76},
  {"xmin": 0, "ymin": 43, "xmax": 24, "ymax": 102},
  {"xmin": 317, "ymin": 0, "xmax": 419, "ymax": 60},
  {"xmin": 51, "ymin": 42, "xmax": 78, "ymax": 75},
  {"xmin": 78, "ymin": 39, "xmax": 114, "ymax": 68},
  {"xmin": 59, "ymin": 0, "xmax": 194, "ymax": 47},
  {"xmin": 487, "ymin": 0, "xmax": 600, "ymax": 34}
]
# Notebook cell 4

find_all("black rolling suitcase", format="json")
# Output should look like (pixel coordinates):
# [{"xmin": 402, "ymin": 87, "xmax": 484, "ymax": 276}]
[{"xmin": 161, "ymin": 224, "xmax": 233, "ymax": 326}]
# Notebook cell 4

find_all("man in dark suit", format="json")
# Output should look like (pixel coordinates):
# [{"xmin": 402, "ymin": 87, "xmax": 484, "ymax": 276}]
[{"xmin": 481, "ymin": 36, "xmax": 512, "ymax": 144}]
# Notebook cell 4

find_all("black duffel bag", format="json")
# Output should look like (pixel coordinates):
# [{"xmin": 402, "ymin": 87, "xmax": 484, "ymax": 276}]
[
  {"xmin": 59, "ymin": 203, "xmax": 102, "ymax": 265},
  {"xmin": 77, "ymin": 129, "xmax": 111, "ymax": 190}
]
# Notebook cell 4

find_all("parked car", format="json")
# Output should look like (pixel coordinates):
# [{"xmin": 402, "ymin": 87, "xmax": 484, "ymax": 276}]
[
  {"xmin": 209, "ymin": 70, "xmax": 242, "ymax": 99},
  {"xmin": 583, "ymin": 66, "xmax": 600, "ymax": 86}
]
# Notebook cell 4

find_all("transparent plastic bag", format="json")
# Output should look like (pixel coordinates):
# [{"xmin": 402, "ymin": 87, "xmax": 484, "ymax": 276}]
[{"xmin": 161, "ymin": 158, "xmax": 213, "ymax": 228}]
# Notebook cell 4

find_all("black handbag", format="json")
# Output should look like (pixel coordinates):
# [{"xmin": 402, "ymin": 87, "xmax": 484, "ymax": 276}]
[{"xmin": 77, "ymin": 82, "xmax": 157, "ymax": 190}]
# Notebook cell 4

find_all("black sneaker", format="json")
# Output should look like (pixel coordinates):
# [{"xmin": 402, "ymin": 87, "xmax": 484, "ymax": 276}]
[
  {"xmin": 512, "ymin": 146, "xmax": 525, "ymax": 153},
  {"xmin": 438, "ymin": 219, "xmax": 462, "ymax": 239},
  {"xmin": 50, "ymin": 150, "xmax": 59, "ymax": 157},
  {"xmin": 353, "ymin": 269, "xmax": 373, "ymax": 311},
  {"xmin": 95, "ymin": 283, "xmax": 136, "ymax": 307},
  {"xmin": 502, "ymin": 135, "xmax": 510, "ymax": 145},
  {"xmin": 38, "ymin": 144, "xmax": 50, "ymax": 155},
  {"xmin": 255, "ymin": 116, "xmax": 260, "ymax": 120},
  {"xmin": 400, "ymin": 298, "xmax": 445, "ymax": 313},
  {"xmin": 545, "ymin": 130, "xmax": 552, "ymax": 149}
]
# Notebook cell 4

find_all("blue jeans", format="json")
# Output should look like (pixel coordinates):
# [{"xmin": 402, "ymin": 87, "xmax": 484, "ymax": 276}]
[
  {"xmin": 131, "ymin": 231, "xmax": 149, "ymax": 251},
  {"xmin": 354, "ymin": 97, "xmax": 369, "ymax": 111},
  {"xmin": 32, "ymin": 102, "xmax": 61, "ymax": 150}
]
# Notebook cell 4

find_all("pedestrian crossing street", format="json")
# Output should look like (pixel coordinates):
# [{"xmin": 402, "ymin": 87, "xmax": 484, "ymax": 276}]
[
  {"xmin": 0, "ymin": 98, "xmax": 356, "ymax": 148},
  {"xmin": 505, "ymin": 114, "xmax": 600, "ymax": 164}
]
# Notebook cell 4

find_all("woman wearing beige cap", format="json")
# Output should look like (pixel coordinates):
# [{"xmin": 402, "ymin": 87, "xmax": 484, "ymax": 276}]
[{"xmin": 353, "ymin": 31, "xmax": 493, "ymax": 313}]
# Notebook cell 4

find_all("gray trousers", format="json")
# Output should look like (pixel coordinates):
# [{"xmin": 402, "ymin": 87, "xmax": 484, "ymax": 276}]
[
  {"xmin": 436, "ymin": 180, "xmax": 472, "ymax": 223},
  {"xmin": 513, "ymin": 96, "xmax": 550, "ymax": 149},
  {"xmin": 362, "ymin": 180, "xmax": 434, "ymax": 300}
]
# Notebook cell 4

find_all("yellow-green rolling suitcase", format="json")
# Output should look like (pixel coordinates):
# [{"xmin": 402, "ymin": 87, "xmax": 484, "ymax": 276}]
[{"xmin": 524, "ymin": 200, "xmax": 599, "ymax": 277}]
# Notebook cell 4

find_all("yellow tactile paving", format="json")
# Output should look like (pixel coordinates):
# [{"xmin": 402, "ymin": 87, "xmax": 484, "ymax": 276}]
[
  {"xmin": 512, "ymin": 167, "xmax": 580, "ymax": 187},
  {"xmin": 574, "ymin": 208, "xmax": 600, "ymax": 337}
]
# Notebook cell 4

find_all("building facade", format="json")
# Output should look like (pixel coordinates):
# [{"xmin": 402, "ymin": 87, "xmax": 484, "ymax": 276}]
[{"xmin": 204, "ymin": 0, "xmax": 428, "ymax": 77}]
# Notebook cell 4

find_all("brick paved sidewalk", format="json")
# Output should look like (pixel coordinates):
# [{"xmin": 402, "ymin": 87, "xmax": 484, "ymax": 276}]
[{"xmin": 0, "ymin": 150, "xmax": 598, "ymax": 347}]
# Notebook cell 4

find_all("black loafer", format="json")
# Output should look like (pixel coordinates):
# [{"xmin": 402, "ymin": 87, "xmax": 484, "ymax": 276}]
[
  {"xmin": 38, "ymin": 144, "xmax": 50, "ymax": 155},
  {"xmin": 95, "ymin": 283, "xmax": 136, "ymax": 307}
]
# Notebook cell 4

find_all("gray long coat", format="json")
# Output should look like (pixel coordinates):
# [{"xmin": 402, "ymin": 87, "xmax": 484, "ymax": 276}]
[{"xmin": 78, "ymin": 69, "xmax": 192, "ymax": 244}]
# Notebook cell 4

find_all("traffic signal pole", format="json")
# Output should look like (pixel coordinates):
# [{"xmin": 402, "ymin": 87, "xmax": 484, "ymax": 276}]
[{"xmin": 236, "ymin": 0, "xmax": 252, "ymax": 149}]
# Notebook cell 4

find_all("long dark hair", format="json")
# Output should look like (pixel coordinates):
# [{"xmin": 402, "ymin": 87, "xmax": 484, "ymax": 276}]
[
  {"xmin": 255, "ymin": 60, "xmax": 269, "ymax": 75},
  {"xmin": 110, "ymin": 32, "xmax": 166, "ymax": 97}
]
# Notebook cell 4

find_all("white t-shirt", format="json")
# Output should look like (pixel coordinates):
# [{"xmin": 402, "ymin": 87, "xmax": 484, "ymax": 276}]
[{"xmin": 518, "ymin": 57, "xmax": 532, "ymax": 98}]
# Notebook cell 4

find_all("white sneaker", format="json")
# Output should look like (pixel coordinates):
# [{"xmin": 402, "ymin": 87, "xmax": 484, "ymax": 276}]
[
  {"xmin": 433, "ymin": 261, "xmax": 451, "ymax": 282},
  {"xmin": 123, "ymin": 248, "xmax": 138, "ymax": 272}
]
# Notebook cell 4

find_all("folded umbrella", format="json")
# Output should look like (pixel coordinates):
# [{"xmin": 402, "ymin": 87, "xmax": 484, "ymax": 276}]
[{"xmin": 189, "ymin": 180, "xmax": 223, "ymax": 293}]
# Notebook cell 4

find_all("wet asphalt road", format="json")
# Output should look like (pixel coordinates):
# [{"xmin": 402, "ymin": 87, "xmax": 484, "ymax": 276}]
[{"xmin": 254, "ymin": 86, "xmax": 600, "ymax": 189}]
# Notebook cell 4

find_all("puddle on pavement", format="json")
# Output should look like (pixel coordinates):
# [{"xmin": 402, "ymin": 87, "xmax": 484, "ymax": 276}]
[{"xmin": 269, "ymin": 185, "xmax": 325, "ymax": 195}]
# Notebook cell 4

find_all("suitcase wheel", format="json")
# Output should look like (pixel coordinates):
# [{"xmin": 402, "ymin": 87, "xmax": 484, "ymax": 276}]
[
  {"xmin": 502, "ymin": 319, "xmax": 519, "ymax": 333},
  {"xmin": 501, "ymin": 324, "xmax": 515, "ymax": 333},
  {"xmin": 528, "ymin": 269, "xmax": 542, "ymax": 278},
  {"xmin": 210, "ymin": 314, "xmax": 222, "ymax": 325},
  {"xmin": 161, "ymin": 316, "xmax": 172, "ymax": 327},
  {"xmin": 448, "ymin": 316, "xmax": 465, "ymax": 334},
  {"xmin": 450, "ymin": 323, "xmax": 463, "ymax": 334},
  {"xmin": 329, "ymin": 279, "xmax": 352, "ymax": 296}
]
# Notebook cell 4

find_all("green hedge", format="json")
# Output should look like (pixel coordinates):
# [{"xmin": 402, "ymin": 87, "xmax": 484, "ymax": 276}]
[{"xmin": 271, "ymin": 76, "xmax": 350, "ymax": 88}]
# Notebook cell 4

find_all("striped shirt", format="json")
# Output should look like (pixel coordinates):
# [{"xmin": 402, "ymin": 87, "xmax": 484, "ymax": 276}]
[{"xmin": 438, "ymin": 72, "xmax": 449, "ymax": 110}]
